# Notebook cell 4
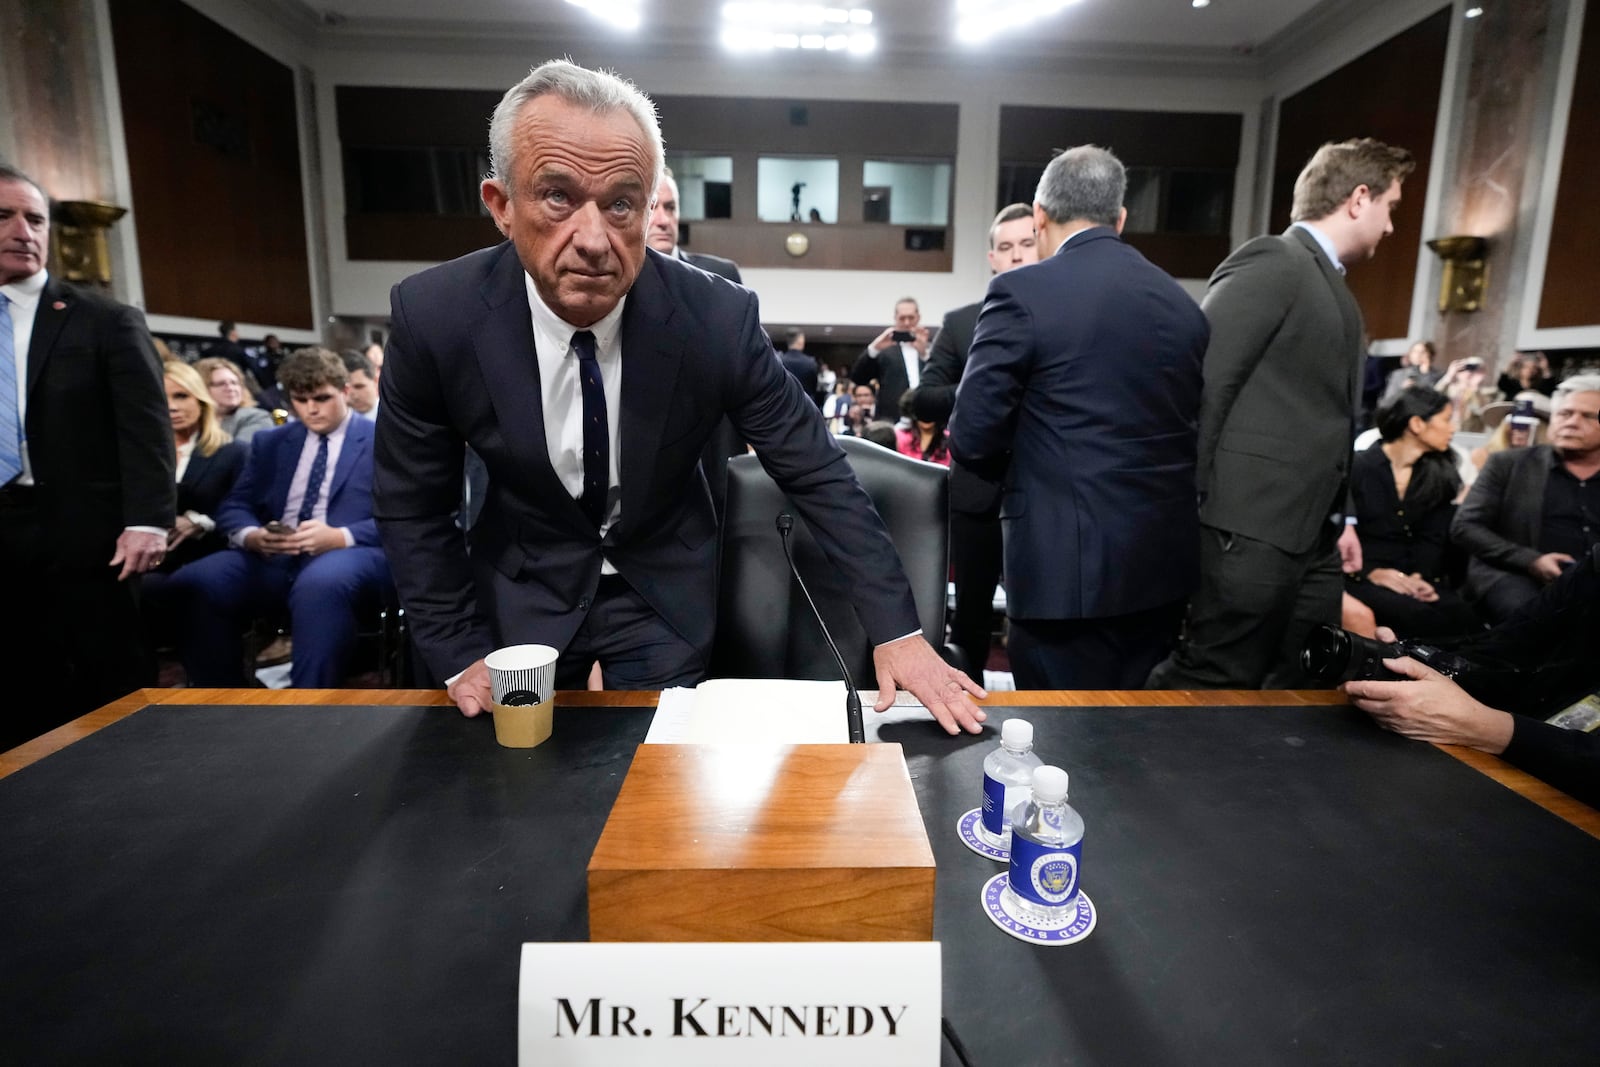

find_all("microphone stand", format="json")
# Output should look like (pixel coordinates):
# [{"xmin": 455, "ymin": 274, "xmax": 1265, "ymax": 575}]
[{"xmin": 777, "ymin": 513, "xmax": 865, "ymax": 743}]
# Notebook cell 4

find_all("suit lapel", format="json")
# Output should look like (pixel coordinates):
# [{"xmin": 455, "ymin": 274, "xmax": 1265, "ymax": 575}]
[
  {"xmin": 471, "ymin": 245, "xmax": 578, "ymax": 520},
  {"xmin": 271, "ymin": 422, "xmax": 307, "ymax": 517},
  {"xmin": 25, "ymin": 278, "xmax": 72, "ymax": 398},
  {"xmin": 1288, "ymin": 228, "xmax": 1365, "ymax": 410},
  {"xmin": 327, "ymin": 415, "xmax": 368, "ymax": 502},
  {"xmin": 617, "ymin": 253, "xmax": 684, "ymax": 538}
]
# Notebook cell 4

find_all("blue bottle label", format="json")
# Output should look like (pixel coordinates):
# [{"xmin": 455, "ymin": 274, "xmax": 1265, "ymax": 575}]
[
  {"xmin": 1008, "ymin": 831, "xmax": 1083, "ymax": 909},
  {"xmin": 981, "ymin": 773, "xmax": 1009, "ymax": 836}
]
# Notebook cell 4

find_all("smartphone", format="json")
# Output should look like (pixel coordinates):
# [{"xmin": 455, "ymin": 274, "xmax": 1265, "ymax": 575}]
[
  {"xmin": 264, "ymin": 520, "xmax": 291, "ymax": 536},
  {"xmin": 890, "ymin": 330, "xmax": 914, "ymax": 343}
]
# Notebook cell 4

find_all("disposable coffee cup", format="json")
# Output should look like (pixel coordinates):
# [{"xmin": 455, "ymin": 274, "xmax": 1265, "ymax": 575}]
[{"xmin": 484, "ymin": 644, "xmax": 558, "ymax": 748}]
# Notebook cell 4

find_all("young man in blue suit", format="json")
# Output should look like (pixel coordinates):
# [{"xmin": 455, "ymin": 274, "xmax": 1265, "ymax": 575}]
[
  {"xmin": 170, "ymin": 347, "xmax": 391, "ymax": 687},
  {"xmin": 374, "ymin": 60, "xmax": 985, "ymax": 733},
  {"xmin": 948, "ymin": 146, "xmax": 1210, "ymax": 689}
]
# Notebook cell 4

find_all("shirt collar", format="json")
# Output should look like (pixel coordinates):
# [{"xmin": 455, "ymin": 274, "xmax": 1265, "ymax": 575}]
[
  {"xmin": 1, "ymin": 267, "xmax": 48, "ymax": 306},
  {"xmin": 1292, "ymin": 222, "xmax": 1345, "ymax": 274},
  {"xmin": 523, "ymin": 273, "xmax": 627, "ymax": 354}
]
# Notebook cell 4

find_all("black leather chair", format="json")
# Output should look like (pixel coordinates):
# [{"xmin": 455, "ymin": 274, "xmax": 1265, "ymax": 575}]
[{"xmin": 711, "ymin": 436, "xmax": 962, "ymax": 683}]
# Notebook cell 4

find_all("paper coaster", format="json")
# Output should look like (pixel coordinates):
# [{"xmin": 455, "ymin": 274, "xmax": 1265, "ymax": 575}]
[
  {"xmin": 957, "ymin": 808, "xmax": 1009, "ymax": 862},
  {"xmin": 981, "ymin": 873, "xmax": 1096, "ymax": 946}
]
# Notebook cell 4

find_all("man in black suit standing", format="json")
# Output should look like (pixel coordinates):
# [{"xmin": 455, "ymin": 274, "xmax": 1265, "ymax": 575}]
[
  {"xmin": 646, "ymin": 165, "xmax": 746, "ymax": 514},
  {"xmin": 1148, "ymin": 138, "xmax": 1414, "ymax": 689},
  {"xmin": 0, "ymin": 165, "xmax": 174, "ymax": 748},
  {"xmin": 920, "ymin": 202, "xmax": 1037, "ymax": 674},
  {"xmin": 777, "ymin": 328, "xmax": 820, "ymax": 402},
  {"xmin": 852, "ymin": 298, "xmax": 929, "ymax": 424},
  {"xmin": 949, "ymin": 147, "xmax": 1210, "ymax": 688},
  {"xmin": 374, "ymin": 60, "xmax": 984, "ymax": 733}
]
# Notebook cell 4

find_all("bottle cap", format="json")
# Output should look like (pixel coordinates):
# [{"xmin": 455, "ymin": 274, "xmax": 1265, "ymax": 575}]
[
  {"xmin": 1031, "ymin": 765, "xmax": 1069, "ymax": 803},
  {"xmin": 1001, "ymin": 718, "xmax": 1033, "ymax": 746}
]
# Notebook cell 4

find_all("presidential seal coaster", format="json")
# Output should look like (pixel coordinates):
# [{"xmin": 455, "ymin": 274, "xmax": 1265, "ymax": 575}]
[
  {"xmin": 981, "ymin": 872, "xmax": 1096, "ymax": 946},
  {"xmin": 957, "ymin": 808, "xmax": 1010, "ymax": 862}
]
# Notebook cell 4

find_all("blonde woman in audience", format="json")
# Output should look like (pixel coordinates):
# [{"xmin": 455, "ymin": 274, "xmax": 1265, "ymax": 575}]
[
  {"xmin": 158, "ymin": 360, "xmax": 248, "ymax": 572},
  {"xmin": 196, "ymin": 356, "xmax": 274, "ymax": 445}
]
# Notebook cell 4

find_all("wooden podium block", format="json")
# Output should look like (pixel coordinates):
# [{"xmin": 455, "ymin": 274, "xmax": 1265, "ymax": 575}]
[{"xmin": 587, "ymin": 743, "xmax": 935, "ymax": 942}]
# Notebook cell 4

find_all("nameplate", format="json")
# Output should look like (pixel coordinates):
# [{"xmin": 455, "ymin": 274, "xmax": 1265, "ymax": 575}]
[{"xmin": 518, "ymin": 942, "xmax": 941, "ymax": 1065}]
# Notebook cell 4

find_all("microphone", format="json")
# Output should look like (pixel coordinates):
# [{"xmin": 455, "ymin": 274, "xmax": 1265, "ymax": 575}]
[{"xmin": 776, "ymin": 512, "xmax": 865, "ymax": 744}]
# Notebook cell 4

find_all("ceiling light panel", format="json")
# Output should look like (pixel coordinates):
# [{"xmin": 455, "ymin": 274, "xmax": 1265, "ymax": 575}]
[
  {"xmin": 956, "ymin": 0, "xmax": 1081, "ymax": 44},
  {"xmin": 721, "ymin": 4, "xmax": 876, "ymax": 53},
  {"xmin": 563, "ymin": 0, "xmax": 642, "ymax": 30}
]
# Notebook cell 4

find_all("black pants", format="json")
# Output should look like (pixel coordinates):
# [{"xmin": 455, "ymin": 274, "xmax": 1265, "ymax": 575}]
[
  {"xmin": 555, "ymin": 573, "xmax": 706, "ymax": 690},
  {"xmin": 1009, "ymin": 599, "xmax": 1186, "ymax": 690},
  {"xmin": 1146, "ymin": 524, "xmax": 1343, "ymax": 689},
  {"xmin": 0, "ymin": 487, "xmax": 152, "ymax": 750},
  {"xmin": 949, "ymin": 503, "xmax": 1003, "ymax": 675}
]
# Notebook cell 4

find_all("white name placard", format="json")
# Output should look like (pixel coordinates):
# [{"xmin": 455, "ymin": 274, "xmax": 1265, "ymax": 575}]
[{"xmin": 518, "ymin": 941, "xmax": 941, "ymax": 1066}]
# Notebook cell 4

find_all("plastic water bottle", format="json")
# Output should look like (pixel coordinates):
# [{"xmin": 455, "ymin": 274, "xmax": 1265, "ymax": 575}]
[
  {"xmin": 1007, "ymin": 766, "xmax": 1085, "ymax": 919},
  {"xmin": 980, "ymin": 719, "xmax": 1043, "ymax": 850}
]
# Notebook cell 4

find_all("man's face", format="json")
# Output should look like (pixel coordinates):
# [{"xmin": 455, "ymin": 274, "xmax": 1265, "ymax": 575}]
[
  {"xmin": 987, "ymin": 216, "xmax": 1038, "ymax": 275},
  {"xmin": 893, "ymin": 302, "xmax": 920, "ymax": 332},
  {"xmin": 1551, "ymin": 391, "xmax": 1600, "ymax": 458},
  {"xmin": 1348, "ymin": 180, "xmax": 1402, "ymax": 262},
  {"xmin": 481, "ymin": 96, "xmax": 654, "ymax": 328},
  {"xmin": 345, "ymin": 370, "xmax": 378, "ymax": 414},
  {"xmin": 647, "ymin": 174, "xmax": 679, "ymax": 255},
  {"xmin": 291, "ymin": 383, "xmax": 351, "ymax": 435},
  {"xmin": 0, "ymin": 179, "xmax": 49, "ymax": 286}
]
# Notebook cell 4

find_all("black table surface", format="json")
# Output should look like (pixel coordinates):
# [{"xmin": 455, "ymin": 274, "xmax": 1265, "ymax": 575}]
[{"xmin": 1, "ymin": 700, "xmax": 1597, "ymax": 1065}]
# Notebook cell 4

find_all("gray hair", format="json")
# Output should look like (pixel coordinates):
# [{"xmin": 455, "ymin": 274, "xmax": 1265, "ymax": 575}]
[
  {"xmin": 1555, "ymin": 373, "xmax": 1600, "ymax": 400},
  {"xmin": 1034, "ymin": 145, "xmax": 1124, "ymax": 227},
  {"xmin": 487, "ymin": 60, "xmax": 664, "ymax": 193},
  {"xmin": 0, "ymin": 163, "xmax": 47, "ymax": 202}
]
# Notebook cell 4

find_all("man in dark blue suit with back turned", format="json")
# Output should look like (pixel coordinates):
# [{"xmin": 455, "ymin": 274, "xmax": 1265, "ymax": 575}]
[
  {"xmin": 374, "ymin": 59, "xmax": 985, "ymax": 733},
  {"xmin": 949, "ymin": 145, "xmax": 1209, "ymax": 688},
  {"xmin": 170, "ymin": 347, "xmax": 391, "ymax": 687}
]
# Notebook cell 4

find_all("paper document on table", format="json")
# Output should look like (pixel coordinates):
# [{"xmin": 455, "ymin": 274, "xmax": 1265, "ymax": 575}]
[{"xmin": 645, "ymin": 679, "xmax": 850, "ymax": 743}]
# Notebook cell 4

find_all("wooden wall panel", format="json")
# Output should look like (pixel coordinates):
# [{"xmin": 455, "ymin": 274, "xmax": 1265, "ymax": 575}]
[
  {"xmin": 1272, "ymin": 7, "xmax": 1451, "ymax": 341},
  {"xmin": 109, "ymin": 0, "xmax": 312, "ymax": 328},
  {"xmin": 1537, "ymin": 1, "xmax": 1600, "ymax": 330}
]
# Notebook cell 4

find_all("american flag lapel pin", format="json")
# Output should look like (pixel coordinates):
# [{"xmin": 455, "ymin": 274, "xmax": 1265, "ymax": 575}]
[{"xmin": 52, "ymin": 301, "xmax": 66, "ymax": 310}]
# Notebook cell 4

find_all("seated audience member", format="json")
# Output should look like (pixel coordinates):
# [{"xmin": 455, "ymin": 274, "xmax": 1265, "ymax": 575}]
[
  {"xmin": 1379, "ymin": 340, "xmax": 1441, "ymax": 405},
  {"xmin": 197, "ymin": 357, "xmax": 274, "ymax": 445},
  {"xmin": 1470, "ymin": 390, "xmax": 1550, "ymax": 468},
  {"xmin": 823, "ymin": 381, "xmax": 853, "ymax": 433},
  {"xmin": 341, "ymin": 348, "xmax": 380, "ymax": 421},
  {"xmin": 844, "ymin": 382, "xmax": 878, "ymax": 437},
  {"xmin": 157, "ymin": 361, "xmax": 247, "ymax": 571},
  {"xmin": 1497, "ymin": 350, "xmax": 1556, "ymax": 399},
  {"xmin": 1345, "ymin": 388, "xmax": 1481, "ymax": 641},
  {"xmin": 1451, "ymin": 374, "xmax": 1600, "ymax": 623},
  {"xmin": 894, "ymin": 388, "xmax": 951, "ymax": 466},
  {"xmin": 1345, "ymin": 543, "xmax": 1600, "ymax": 808},
  {"xmin": 1436, "ymin": 355, "xmax": 1499, "ymax": 430},
  {"xmin": 168, "ymin": 347, "xmax": 391, "ymax": 687},
  {"xmin": 860, "ymin": 420, "xmax": 899, "ymax": 451}
]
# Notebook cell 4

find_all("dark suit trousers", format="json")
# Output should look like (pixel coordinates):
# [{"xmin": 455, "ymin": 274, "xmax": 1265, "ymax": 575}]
[
  {"xmin": 1009, "ymin": 599, "xmax": 1186, "ymax": 690},
  {"xmin": 554, "ymin": 574, "xmax": 704, "ymax": 690},
  {"xmin": 1147, "ymin": 524, "xmax": 1343, "ymax": 689},
  {"xmin": 949, "ymin": 503, "xmax": 1003, "ymax": 674},
  {"xmin": 170, "ymin": 545, "xmax": 391, "ymax": 687},
  {"xmin": 0, "ymin": 487, "xmax": 153, "ymax": 749}
]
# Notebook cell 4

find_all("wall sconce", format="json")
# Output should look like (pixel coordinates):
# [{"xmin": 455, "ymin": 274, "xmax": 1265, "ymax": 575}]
[
  {"xmin": 50, "ymin": 200, "xmax": 128, "ymax": 288},
  {"xmin": 1425, "ymin": 235, "xmax": 1489, "ymax": 313}
]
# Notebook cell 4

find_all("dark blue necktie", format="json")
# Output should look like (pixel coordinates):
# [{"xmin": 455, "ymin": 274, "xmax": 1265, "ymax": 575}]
[
  {"xmin": 0, "ymin": 295, "xmax": 20, "ymax": 486},
  {"xmin": 573, "ymin": 330, "xmax": 608, "ymax": 529},
  {"xmin": 297, "ymin": 433, "xmax": 329, "ymax": 523}
]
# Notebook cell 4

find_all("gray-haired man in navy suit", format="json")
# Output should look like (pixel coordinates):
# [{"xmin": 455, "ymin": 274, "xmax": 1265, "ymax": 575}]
[{"xmin": 373, "ymin": 60, "xmax": 986, "ymax": 733}]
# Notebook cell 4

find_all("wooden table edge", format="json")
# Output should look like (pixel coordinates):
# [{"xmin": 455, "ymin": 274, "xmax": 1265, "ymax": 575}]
[{"xmin": 4, "ymin": 687, "xmax": 1595, "ymax": 839}]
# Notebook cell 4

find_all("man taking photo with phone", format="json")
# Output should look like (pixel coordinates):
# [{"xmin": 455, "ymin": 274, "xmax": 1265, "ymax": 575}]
[{"xmin": 852, "ymin": 297, "xmax": 930, "ymax": 424}]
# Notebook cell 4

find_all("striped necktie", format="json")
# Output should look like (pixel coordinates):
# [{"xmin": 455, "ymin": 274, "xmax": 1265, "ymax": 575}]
[{"xmin": 0, "ymin": 295, "xmax": 20, "ymax": 486}]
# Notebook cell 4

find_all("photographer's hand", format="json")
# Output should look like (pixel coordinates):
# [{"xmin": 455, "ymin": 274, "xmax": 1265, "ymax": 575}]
[{"xmin": 1344, "ymin": 656, "xmax": 1514, "ymax": 752}]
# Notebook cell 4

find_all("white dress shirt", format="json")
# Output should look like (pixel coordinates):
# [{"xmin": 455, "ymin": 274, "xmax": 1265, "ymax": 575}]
[
  {"xmin": 524, "ymin": 274, "xmax": 625, "ymax": 542},
  {"xmin": 898, "ymin": 341, "xmax": 920, "ymax": 390},
  {"xmin": 1, "ymin": 268, "xmax": 47, "ymax": 484}
]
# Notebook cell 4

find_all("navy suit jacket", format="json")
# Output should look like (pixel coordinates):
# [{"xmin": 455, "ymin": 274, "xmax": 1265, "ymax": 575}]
[
  {"xmin": 216, "ymin": 415, "xmax": 381, "ymax": 546},
  {"xmin": 948, "ymin": 227, "xmax": 1210, "ymax": 620},
  {"xmin": 374, "ymin": 243, "xmax": 918, "ymax": 681}
]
